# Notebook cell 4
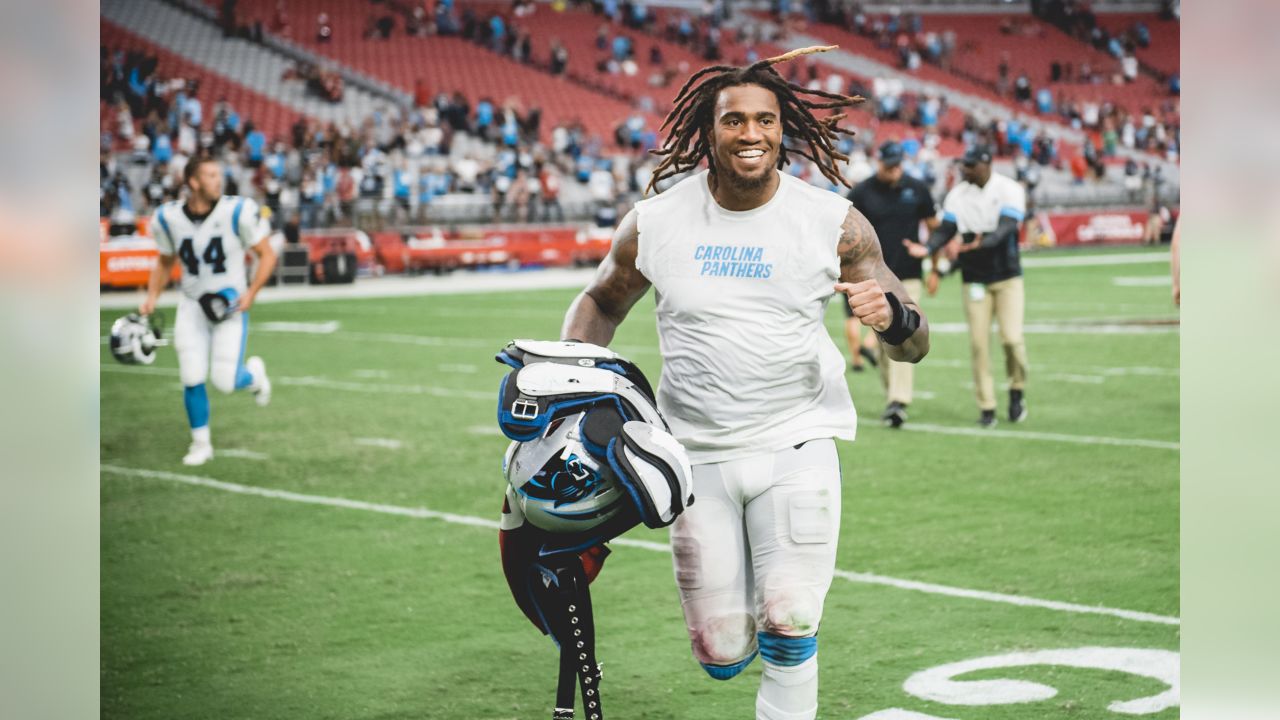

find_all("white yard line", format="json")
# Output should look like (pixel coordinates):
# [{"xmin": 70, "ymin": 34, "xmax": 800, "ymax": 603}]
[
  {"xmin": 354, "ymin": 437, "xmax": 404, "ymax": 450},
  {"xmin": 1044, "ymin": 373, "xmax": 1108, "ymax": 385},
  {"xmin": 100, "ymin": 464, "xmax": 1179, "ymax": 626},
  {"xmin": 256, "ymin": 321, "xmax": 340, "ymax": 334},
  {"xmin": 468, "ymin": 425, "xmax": 506, "ymax": 436},
  {"xmin": 1113, "ymin": 276, "xmax": 1173, "ymax": 287},
  {"xmin": 102, "ymin": 365, "xmax": 1177, "ymax": 450},
  {"xmin": 217, "ymin": 448, "xmax": 270, "ymax": 461},
  {"xmin": 1021, "ymin": 252, "xmax": 1170, "ymax": 268},
  {"xmin": 352, "ymin": 369, "xmax": 391, "ymax": 379},
  {"xmin": 102, "ymin": 365, "xmax": 492, "ymax": 400},
  {"xmin": 99, "ymin": 268, "xmax": 599, "ymax": 310},
  {"xmin": 929, "ymin": 322, "xmax": 1178, "ymax": 336},
  {"xmin": 898, "ymin": 422, "xmax": 1179, "ymax": 451}
]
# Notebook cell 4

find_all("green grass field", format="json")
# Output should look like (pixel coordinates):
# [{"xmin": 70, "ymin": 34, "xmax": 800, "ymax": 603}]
[{"xmin": 100, "ymin": 247, "xmax": 1179, "ymax": 720}]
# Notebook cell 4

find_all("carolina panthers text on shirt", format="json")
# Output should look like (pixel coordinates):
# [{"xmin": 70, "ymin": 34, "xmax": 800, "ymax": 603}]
[{"xmin": 695, "ymin": 244, "xmax": 773, "ymax": 278}]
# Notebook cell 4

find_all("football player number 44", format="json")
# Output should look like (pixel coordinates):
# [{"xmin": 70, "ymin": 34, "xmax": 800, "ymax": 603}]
[
  {"xmin": 177, "ymin": 236, "xmax": 227, "ymax": 276},
  {"xmin": 856, "ymin": 646, "xmax": 1179, "ymax": 719}
]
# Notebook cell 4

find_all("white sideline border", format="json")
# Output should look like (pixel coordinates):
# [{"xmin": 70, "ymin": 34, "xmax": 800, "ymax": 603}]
[
  {"xmin": 99, "ymin": 252, "xmax": 1170, "ymax": 310},
  {"xmin": 100, "ymin": 464, "xmax": 1179, "ymax": 627}
]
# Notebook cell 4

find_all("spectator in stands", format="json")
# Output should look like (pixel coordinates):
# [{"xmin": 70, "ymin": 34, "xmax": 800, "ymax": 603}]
[
  {"xmin": 453, "ymin": 154, "xmax": 481, "ymax": 193},
  {"xmin": 521, "ymin": 106, "xmax": 542, "ymax": 144},
  {"xmin": 316, "ymin": 12, "xmax": 332, "ymax": 43},
  {"xmin": 1122, "ymin": 52, "xmax": 1139, "ymax": 83},
  {"xmin": 407, "ymin": 5, "xmax": 427, "ymax": 37},
  {"xmin": 436, "ymin": 3, "xmax": 460, "ymax": 35},
  {"xmin": 300, "ymin": 170, "xmax": 322, "ymax": 227},
  {"xmin": 1013, "ymin": 72, "xmax": 1032, "ymax": 104},
  {"xmin": 516, "ymin": 31, "xmax": 533, "ymax": 64},
  {"xmin": 550, "ymin": 39, "xmax": 569, "ymax": 75},
  {"xmin": 212, "ymin": 98, "xmax": 240, "ymax": 149},
  {"xmin": 182, "ymin": 84, "xmax": 203, "ymax": 128},
  {"xmin": 244, "ymin": 122, "xmax": 266, "ymax": 167},
  {"xmin": 489, "ymin": 13, "xmax": 507, "ymax": 53},
  {"xmin": 538, "ymin": 162, "xmax": 564, "ymax": 222},
  {"xmin": 475, "ymin": 97, "xmax": 495, "ymax": 139}
]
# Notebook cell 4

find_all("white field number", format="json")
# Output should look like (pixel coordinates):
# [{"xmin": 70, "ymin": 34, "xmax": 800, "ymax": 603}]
[{"xmin": 857, "ymin": 646, "xmax": 1179, "ymax": 719}]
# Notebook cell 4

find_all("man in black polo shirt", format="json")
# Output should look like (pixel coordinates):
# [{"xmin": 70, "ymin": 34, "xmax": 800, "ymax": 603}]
[
  {"xmin": 848, "ymin": 141, "xmax": 939, "ymax": 428},
  {"xmin": 906, "ymin": 145, "xmax": 1029, "ymax": 428}
]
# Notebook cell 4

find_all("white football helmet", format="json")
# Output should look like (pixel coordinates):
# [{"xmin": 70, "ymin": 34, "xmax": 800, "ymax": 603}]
[
  {"xmin": 503, "ymin": 411, "xmax": 632, "ymax": 535},
  {"xmin": 109, "ymin": 312, "xmax": 165, "ymax": 365}
]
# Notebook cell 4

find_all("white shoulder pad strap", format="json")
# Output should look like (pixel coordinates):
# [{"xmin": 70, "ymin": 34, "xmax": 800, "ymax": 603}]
[
  {"xmin": 510, "ymin": 339, "xmax": 617, "ymax": 362},
  {"xmin": 515, "ymin": 362, "xmax": 621, "ymax": 397}
]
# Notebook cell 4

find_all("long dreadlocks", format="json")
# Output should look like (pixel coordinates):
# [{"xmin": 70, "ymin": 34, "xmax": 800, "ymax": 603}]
[{"xmin": 645, "ymin": 45, "xmax": 864, "ymax": 195}]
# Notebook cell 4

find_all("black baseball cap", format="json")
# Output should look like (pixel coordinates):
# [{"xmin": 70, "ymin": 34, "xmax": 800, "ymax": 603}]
[
  {"xmin": 878, "ymin": 141, "xmax": 904, "ymax": 167},
  {"xmin": 961, "ymin": 145, "xmax": 992, "ymax": 166}
]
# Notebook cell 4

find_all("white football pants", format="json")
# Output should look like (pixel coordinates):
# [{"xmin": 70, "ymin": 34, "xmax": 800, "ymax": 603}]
[
  {"xmin": 174, "ymin": 295, "xmax": 252, "ymax": 394},
  {"xmin": 670, "ymin": 438, "xmax": 841, "ymax": 720}
]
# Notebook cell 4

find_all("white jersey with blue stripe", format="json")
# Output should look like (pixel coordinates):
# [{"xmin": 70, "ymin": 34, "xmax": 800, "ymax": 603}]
[
  {"xmin": 940, "ymin": 171, "xmax": 1026, "ymax": 234},
  {"xmin": 150, "ymin": 195, "xmax": 265, "ymax": 300}
]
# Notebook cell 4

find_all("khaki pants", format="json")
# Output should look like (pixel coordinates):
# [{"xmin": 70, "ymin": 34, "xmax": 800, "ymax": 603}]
[
  {"xmin": 876, "ymin": 278, "xmax": 924, "ymax": 405},
  {"xmin": 962, "ymin": 276, "xmax": 1029, "ymax": 411}
]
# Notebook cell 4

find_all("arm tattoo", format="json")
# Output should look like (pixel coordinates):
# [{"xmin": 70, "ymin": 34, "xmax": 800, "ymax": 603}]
[
  {"xmin": 836, "ymin": 206, "xmax": 931, "ymax": 362},
  {"xmin": 837, "ymin": 208, "xmax": 879, "ymax": 280}
]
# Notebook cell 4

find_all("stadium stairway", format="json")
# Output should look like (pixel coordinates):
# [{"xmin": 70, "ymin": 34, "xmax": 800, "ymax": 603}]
[{"xmin": 100, "ymin": 0, "xmax": 388, "ymax": 129}]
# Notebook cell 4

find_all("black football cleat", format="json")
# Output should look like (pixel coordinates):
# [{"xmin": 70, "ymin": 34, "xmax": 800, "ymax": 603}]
[
  {"xmin": 859, "ymin": 346, "xmax": 879, "ymax": 368},
  {"xmin": 978, "ymin": 409, "xmax": 998, "ymax": 428},
  {"xmin": 881, "ymin": 402, "xmax": 908, "ymax": 429},
  {"xmin": 1009, "ymin": 389, "xmax": 1028, "ymax": 423}
]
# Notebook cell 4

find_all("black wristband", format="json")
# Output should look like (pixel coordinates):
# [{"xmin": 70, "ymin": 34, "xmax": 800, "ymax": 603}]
[{"xmin": 876, "ymin": 292, "xmax": 920, "ymax": 346}]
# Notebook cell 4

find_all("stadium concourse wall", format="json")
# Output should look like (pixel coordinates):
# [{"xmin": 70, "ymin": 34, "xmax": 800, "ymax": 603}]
[
  {"xmin": 99, "ymin": 222, "xmax": 612, "ymax": 289},
  {"xmin": 100, "ymin": 207, "xmax": 1163, "ymax": 289}
]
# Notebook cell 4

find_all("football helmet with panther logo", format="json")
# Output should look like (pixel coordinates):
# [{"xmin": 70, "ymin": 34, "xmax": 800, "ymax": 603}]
[
  {"xmin": 109, "ymin": 312, "xmax": 167, "ymax": 365},
  {"xmin": 503, "ymin": 410, "xmax": 632, "ymax": 535}
]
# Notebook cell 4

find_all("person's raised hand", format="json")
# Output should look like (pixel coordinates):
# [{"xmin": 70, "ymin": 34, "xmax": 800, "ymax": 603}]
[{"xmin": 834, "ymin": 279, "xmax": 892, "ymax": 332}]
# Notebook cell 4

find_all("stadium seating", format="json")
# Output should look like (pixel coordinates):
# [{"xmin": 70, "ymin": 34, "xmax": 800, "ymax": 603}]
[
  {"xmin": 503, "ymin": 5, "xmax": 710, "ymax": 114},
  {"xmin": 101, "ymin": 19, "xmax": 299, "ymax": 140},
  {"xmin": 1094, "ymin": 13, "xmax": 1181, "ymax": 78},
  {"xmin": 212, "ymin": 0, "xmax": 645, "ymax": 142},
  {"xmin": 103, "ymin": 0, "xmax": 387, "ymax": 128},
  {"xmin": 755, "ymin": 10, "xmax": 1010, "ymax": 108},
  {"xmin": 797, "ymin": 11, "xmax": 1174, "ymax": 119},
  {"xmin": 908, "ymin": 14, "xmax": 1170, "ymax": 114}
]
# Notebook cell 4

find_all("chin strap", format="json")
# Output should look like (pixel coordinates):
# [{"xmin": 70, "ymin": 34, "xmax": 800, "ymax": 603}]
[{"xmin": 535, "ymin": 555, "xmax": 604, "ymax": 720}]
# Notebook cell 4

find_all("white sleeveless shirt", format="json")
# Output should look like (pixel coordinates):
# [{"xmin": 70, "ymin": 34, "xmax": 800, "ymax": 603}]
[{"xmin": 633, "ymin": 170, "xmax": 857, "ymax": 464}]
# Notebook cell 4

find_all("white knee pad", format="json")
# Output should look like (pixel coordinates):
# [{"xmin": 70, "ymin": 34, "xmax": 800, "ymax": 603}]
[
  {"xmin": 691, "ymin": 612, "xmax": 758, "ymax": 672},
  {"xmin": 759, "ymin": 588, "xmax": 826, "ymax": 638}
]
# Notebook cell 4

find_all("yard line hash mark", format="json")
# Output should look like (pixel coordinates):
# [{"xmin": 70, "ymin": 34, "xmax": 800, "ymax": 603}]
[{"xmin": 101, "ymin": 465, "xmax": 1179, "ymax": 626}]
